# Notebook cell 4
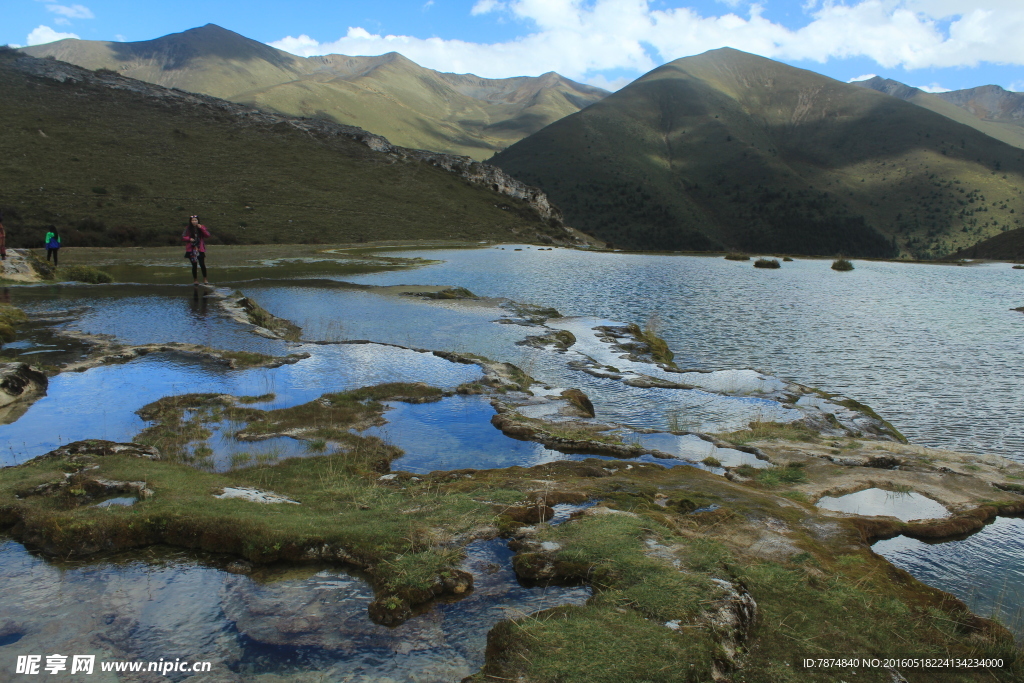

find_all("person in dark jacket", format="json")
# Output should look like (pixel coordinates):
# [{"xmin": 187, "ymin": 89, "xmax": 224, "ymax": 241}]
[
  {"xmin": 182, "ymin": 215, "xmax": 210, "ymax": 285},
  {"xmin": 44, "ymin": 226, "xmax": 61, "ymax": 266}
]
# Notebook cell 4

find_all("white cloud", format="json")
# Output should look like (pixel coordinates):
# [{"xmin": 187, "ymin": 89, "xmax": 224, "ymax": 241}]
[
  {"xmin": 423, "ymin": 0, "xmax": 435, "ymax": 9},
  {"xmin": 848, "ymin": 74, "xmax": 878, "ymax": 82},
  {"xmin": 27, "ymin": 25, "xmax": 80, "ymax": 45},
  {"xmin": 54, "ymin": 17, "xmax": 71, "ymax": 26},
  {"xmin": 270, "ymin": 0, "xmax": 1024, "ymax": 81},
  {"xmin": 583, "ymin": 73, "xmax": 634, "ymax": 91},
  {"xmin": 471, "ymin": 0, "xmax": 506, "ymax": 15},
  {"xmin": 913, "ymin": 83, "xmax": 951, "ymax": 92},
  {"xmin": 1009, "ymin": 81, "xmax": 1024, "ymax": 92},
  {"xmin": 46, "ymin": 4, "xmax": 94, "ymax": 19}
]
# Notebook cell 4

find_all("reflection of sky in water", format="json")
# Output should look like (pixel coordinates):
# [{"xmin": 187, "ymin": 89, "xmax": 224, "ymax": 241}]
[
  {"xmin": 342, "ymin": 247, "xmax": 1024, "ymax": 458},
  {"xmin": 635, "ymin": 432, "xmax": 770, "ymax": 468},
  {"xmin": 243, "ymin": 284, "xmax": 799, "ymax": 434},
  {"xmin": 816, "ymin": 488, "xmax": 949, "ymax": 521},
  {"xmin": 371, "ymin": 396, "xmax": 599, "ymax": 473},
  {"xmin": 874, "ymin": 516, "xmax": 1024, "ymax": 640},
  {"xmin": 10, "ymin": 284, "xmax": 285, "ymax": 354},
  {"xmin": 0, "ymin": 538, "xmax": 589, "ymax": 681},
  {"xmin": 0, "ymin": 347, "xmax": 480, "ymax": 466}
]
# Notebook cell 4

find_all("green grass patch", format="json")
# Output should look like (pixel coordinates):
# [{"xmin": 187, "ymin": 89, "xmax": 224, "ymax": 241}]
[
  {"xmin": 754, "ymin": 258, "xmax": 781, "ymax": 268},
  {"xmin": 0, "ymin": 304, "xmax": 28, "ymax": 342},
  {"xmin": 831, "ymin": 258, "xmax": 855, "ymax": 271},
  {"xmin": 718, "ymin": 420, "xmax": 820, "ymax": 446},
  {"xmin": 754, "ymin": 464, "xmax": 809, "ymax": 487},
  {"xmin": 477, "ymin": 604, "xmax": 719, "ymax": 683},
  {"xmin": 56, "ymin": 264, "xmax": 114, "ymax": 283},
  {"xmin": 626, "ymin": 321, "xmax": 676, "ymax": 367},
  {"xmin": 0, "ymin": 439, "xmax": 494, "ymax": 620}
]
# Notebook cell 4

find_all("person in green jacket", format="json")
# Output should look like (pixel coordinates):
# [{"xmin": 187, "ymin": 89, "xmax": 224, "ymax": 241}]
[{"xmin": 44, "ymin": 226, "xmax": 61, "ymax": 266}]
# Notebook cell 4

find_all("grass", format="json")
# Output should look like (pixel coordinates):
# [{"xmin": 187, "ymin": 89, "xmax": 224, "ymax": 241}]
[
  {"xmin": 751, "ymin": 463, "xmax": 809, "ymax": 487},
  {"xmin": 831, "ymin": 257, "xmax": 855, "ymax": 271},
  {"xmin": 626, "ymin": 320, "xmax": 677, "ymax": 367},
  {"xmin": 4, "ymin": 433, "xmax": 1021, "ymax": 680},
  {"xmin": 717, "ymin": 419, "xmax": 820, "ymax": 446},
  {"xmin": 0, "ymin": 304, "xmax": 28, "ymax": 342},
  {"xmin": 833, "ymin": 397, "xmax": 907, "ymax": 442},
  {"xmin": 754, "ymin": 258, "xmax": 781, "ymax": 268},
  {"xmin": 233, "ymin": 293, "xmax": 302, "ymax": 341},
  {"xmin": 0, "ymin": 440, "xmax": 489, "ymax": 618},
  {"xmin": 55, "ymin": 264, "xmax": 114, "ymax": 283},
  {"xmin": 725, "ymin": 252, "xmax": 750, "ymax": 260},
  {"xmin": 134, "ymin": 383, "xmax": 443, "ymax": 463},
  {"xmin": 0, "ymin": 47, "xmax": 557, "ymax": 250}
]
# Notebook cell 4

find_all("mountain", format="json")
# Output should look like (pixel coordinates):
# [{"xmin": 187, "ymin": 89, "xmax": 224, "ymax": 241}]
[
  {"xmin": 19, "ymin": 25, "xmax": 607, "ymax": 160},
  {"xmin": 0, "ymin": 47, "xmax": 573, "ymax": 249},
  {"xmin": 853, "ymin": 77, "xmax": 1024, "ymax": 150},
  {"xmin": 492, "ymin": 48, "xmax": 1024, "ymax": 258},
  {"xmin": 948, "ymin": 227, "xmax": 1024, "ymax": 261}
]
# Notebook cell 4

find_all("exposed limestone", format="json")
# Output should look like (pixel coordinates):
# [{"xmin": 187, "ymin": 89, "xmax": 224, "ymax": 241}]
[
  {"xmin": 215, "ymin": 487, "xmax": 300, "ymax": 505},
  {"xmin": 50, "ymin": 329, "xmax": 309, "ymax": 373},
  {"xmin": 517, "ymin": 328, "xmax": 576, "ymax": 351},
  {"xmin": 0, "ymin": 362, "xmax": 48, "ymax": 424},
  {"xmin": 0, "ymin": 249, "xmax": 45, "ymax": 283},
  {"xmin": 220, "ymin": 290, "xmax": 302, "ymax": 340},
  {"xmin": 560, "ymin": 388, "xmax": 595, "ymax": 418}
]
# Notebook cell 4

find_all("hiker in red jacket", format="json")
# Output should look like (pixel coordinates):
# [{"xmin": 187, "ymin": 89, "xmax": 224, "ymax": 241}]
[{"xmin": 182, "ymin": 215, "xmax": 210, "ymax": 285}]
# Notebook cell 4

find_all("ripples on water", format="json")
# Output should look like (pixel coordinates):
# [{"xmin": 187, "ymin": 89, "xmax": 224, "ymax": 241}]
[
  {"xmin": 343, "ymin": 248, "xmax": 1024, "ymax": 459},
  {"xmin": 874, "ymin": 517, "xmax": 1024, "ymax": 639}
]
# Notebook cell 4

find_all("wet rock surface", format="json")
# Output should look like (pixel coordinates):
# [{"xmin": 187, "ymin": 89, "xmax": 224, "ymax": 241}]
[{"xmin": 0, "ymin": 362, "xmax": 47, "ymax": 423}]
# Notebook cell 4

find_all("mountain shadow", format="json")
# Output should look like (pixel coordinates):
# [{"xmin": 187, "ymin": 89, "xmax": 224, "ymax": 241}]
[{"xmin": 493, "ymin": 49, "xmax": 1024, "ymax": 258}]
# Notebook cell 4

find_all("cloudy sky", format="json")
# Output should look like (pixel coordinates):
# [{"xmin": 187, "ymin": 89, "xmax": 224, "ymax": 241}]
[{"xmin": 4, "ymin": 0, "xmax": 1023, "ymax": 92}]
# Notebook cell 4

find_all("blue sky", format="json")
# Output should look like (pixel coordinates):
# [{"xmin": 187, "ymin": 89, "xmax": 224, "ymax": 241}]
[{"xmin": 4, "ymin": 0, "xmax": 1023, "ymax": 92}]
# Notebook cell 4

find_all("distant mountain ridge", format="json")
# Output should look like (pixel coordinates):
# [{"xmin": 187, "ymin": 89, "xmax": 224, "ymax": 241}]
[
  {"xmin": 853, "ymin": 77, "xmax": 1024, "ymax": 150},
  {"xmin": 20, "ymin": 24, "xmax": 608, "ymax": 160},
  {"xmin": 493, "ymin": 48, "xmax": 1024, "ymax": 258}
]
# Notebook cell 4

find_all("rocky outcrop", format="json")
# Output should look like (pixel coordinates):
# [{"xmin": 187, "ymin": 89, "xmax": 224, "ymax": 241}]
[
  {"xmin": 560, "ymin": 388, "xmax": 595, "ymax": 417},
  {"xmin": 10, "ymin": 53, "xmax": 576, "ymax": 242},
  {"xmin": 0, "ymin": 363, "xmax": 47, "ymax": 424}
]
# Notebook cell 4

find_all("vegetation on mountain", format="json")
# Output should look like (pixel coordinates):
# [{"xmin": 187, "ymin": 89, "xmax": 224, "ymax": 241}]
[
  {"xmin": 0, "ymin": 48, "xmax": 569, "ymax": 249},
  {"xmin": 947, "ymin": 226, "xmax": 1024, "ymax": 261},
  {"xmin": 494, "ymin": 48, "xmax": 1024, "ymax": 258},
  {"xmin": 854, "ymin": 77, "xmax": 1024, "ymax": 150},
  {"xmin": 20, "ymin": 24, "xmax": 608, "ymax": 160}
]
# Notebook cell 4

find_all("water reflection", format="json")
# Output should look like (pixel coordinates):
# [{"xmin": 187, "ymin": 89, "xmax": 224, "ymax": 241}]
[
  {"xmin": 873, "ymin": 517, "xmax": 1024, "ymax": 640},
  {"xmin": 816, "ymin": 488, "xmax": 950, "ymax": 521},
  {"xmin": 0, "ymin": 538, "xmax": 589, "ymax": 681},
  {"xmin": 0, "ymin": 348, "xmax": 480, "ymax": 466}
]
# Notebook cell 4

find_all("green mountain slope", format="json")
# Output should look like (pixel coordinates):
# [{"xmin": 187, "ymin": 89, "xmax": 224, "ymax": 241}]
[
  {"xmin": 20, "ymin": 25, "xmax": 607, "ymax": 160},
  {"xmin": 0, "ymin": 48, "xmax": 570, "ymax": 249},
  {"xmin": 493, "ymin": 48, "xmax": 1024, "ymax": 257},
  {"xmin": 853, "ymin": 77, "xmax": 1024, "ymax": 150},
  {"xmin": 949, "ymin": 227, "xmax": 1024, "ymax": 261}
]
